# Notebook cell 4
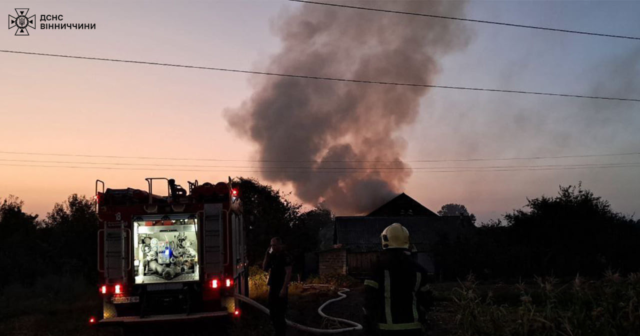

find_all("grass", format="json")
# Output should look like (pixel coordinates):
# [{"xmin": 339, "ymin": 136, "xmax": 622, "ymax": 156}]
[
  {"xmin": 0, "ymin": 270, "xmax": 361, "ymax": 336},
  {"xmin": 7, "ymin": 270, "xmax": 637, "ymax": 336},
  {"xmin": 248, "ymin": 266, "xmax": 362, "ymax": 332},
  {"xmin": 443, "ymin": 272, "xmax": 640, "ymax": 336},
  {"xmin": 247, "ymin": 267, "xmax": 371, "ymax": 335},
  {"xmin": 0, "ymin": 275, "xmax": 120, "ymax": 336}
]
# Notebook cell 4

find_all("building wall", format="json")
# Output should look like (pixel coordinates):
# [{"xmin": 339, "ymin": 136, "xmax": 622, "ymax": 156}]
[
  {"xmin": 319, "ymin": 249, "xmax": 347, "ymax": 276},
  {"xmin": 304, "ymin": 252, "xmax": 319, "ymax": 279},
  {"xmin": 316, "ymin": 249, "xmax": 435, "ymax": 278},
  {"xmin": 347, "ymin": 252, "xmax": 378, "ymax": 277},
  {"xmin": 347, "ymin": 251, "xmax": 434, "ymax": 277},
  {"xmin": 416, "ymin": 252, "xmax": 435, "ymax": 274}
]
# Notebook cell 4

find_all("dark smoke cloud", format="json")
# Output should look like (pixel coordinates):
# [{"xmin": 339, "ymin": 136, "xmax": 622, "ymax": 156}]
[{"xmin": 225, "ymin": 0, "xmax": 473, "ymax": 214}]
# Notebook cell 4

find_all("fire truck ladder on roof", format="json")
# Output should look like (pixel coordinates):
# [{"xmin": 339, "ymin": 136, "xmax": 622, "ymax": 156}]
[{"xmin": 145, "ymin": 178, "xmax": 170, "ymax": 204}]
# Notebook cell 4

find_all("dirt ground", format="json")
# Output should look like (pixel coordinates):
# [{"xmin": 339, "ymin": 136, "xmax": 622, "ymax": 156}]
[{"xmin": 0, "ymin": 285, "xmax": 450, "ymax": 336}]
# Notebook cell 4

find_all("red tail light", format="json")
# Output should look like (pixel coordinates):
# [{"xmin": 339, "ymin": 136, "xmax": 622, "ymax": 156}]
[
  {"xmin": 226, "ymin": 279, "xmax": 233, "ymax": 287},
  {"xmin": 89, "ymin": 317, "xmax": 96, "ymax": 324},
  {"xmin": 211, "ymin": 279, "xmax": 219, "ymax": 289},
  {"xmin": 100, "ymin": 285, "xmax": 107, "ymax": 294},
  {"xmin": 114, "ymin": 284, "xmax": 122, "ymax": 294},
  {"xmin": 231, "ymin": 189, "xmax": 239, "ymax": 197},
  {"xmin": 234, "ymin": 309, "xmax": 240, "ymax": 317}
]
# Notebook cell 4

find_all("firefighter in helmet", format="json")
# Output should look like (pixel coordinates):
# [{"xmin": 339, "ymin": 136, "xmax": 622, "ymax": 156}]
[{"xmin": 364, "ymin": 223, "xmax": 431, "ymax": 335}]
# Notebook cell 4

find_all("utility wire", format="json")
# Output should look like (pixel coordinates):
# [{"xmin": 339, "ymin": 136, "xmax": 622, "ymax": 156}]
[
  {"xmin": 0, "ymin": 150, "xmax": 639, "ymax": 164},
  {"xmin": 0, "ymin": 158, "xmax": 638, "ymax": 171},
  {"xmin": 289, "ymin": 0, "xmax": 640, "ymax": 41},
  {"xmin": 1, "ymin": 163, "xmax": 638, "ymax": 174},
  {"xmin": 1, "ymin": 50, "xmax": 638, "ymax": 102}
]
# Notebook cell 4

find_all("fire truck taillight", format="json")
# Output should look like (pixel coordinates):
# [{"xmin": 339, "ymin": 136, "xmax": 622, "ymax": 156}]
[
  {"xmin": 89, "ymin": 316, "xmax": 96, "ymax": 324},
  {"xmin": 231, "ymin": 188, "xmax": 239, "ymax": 197},
  {"xmin": 114, "ymin": 284, "xmax": 122, "ymax": 294},
  {"xmin": 100, "ymin": 285, "xmax": 107, "ymax": 294},
  {"xmin": 226, "ymin": 278, "xmax": 233, "ymax": 288},
  {"xmin": 234, "ymin": 309, "xmax": 241, "ymax": 317},
  {"xmin": 211, "ymin": 279, "xmax": 219, "ymax": 289}
]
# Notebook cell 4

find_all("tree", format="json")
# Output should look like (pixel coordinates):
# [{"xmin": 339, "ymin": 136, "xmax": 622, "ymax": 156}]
[
  {"xmin": 499, "ymin": 183, "xmax": 640, "ymax": 277},
  {"xmin": 433, "ymin": 184, "xmax": 640, "ymax": 280},
  {"xmin": 289, "ymin": 206, "xmax": 334, "ymax": 275},
  {"xmin": 296, "ymin": 206, "xmax": 333, "ymax": 250},
  {"xmin": 438, "ymin": 203, "xmax": 476, "ymax": 225},
  {"xmin": 234, "ymin": 177, "xmax": 301, "ymax": 265},
  {"xmin": 234, "ymin": 178, "xmax": 334, "ymax": 275},
  {"xmin": 305, "ymin": 206, "xmax": 336, "ymax": 251},
  {"xmin": 0, "ymin": 195, "xmax": 38, "ymax": 238},
  {"xmin": 0, "ymin": 196, "xmax": 40, "ymax": 287},
  {"xmin": 43, "ymin": 194, "xmax": 99, "ymax": 281}
]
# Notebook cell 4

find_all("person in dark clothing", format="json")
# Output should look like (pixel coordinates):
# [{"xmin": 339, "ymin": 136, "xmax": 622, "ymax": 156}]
[
  {"xmin": 262, "ymin": 237, "xmax": 293, "ymax": 336},
  {"xmin": 364, "ymin": 223, "xmax": 431, "ymax": 335}
]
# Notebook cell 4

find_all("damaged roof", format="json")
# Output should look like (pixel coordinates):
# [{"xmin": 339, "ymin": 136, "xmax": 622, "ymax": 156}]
[{"xmin": 366, "ymin": 193, "xmax": 438, "ymax": 217}]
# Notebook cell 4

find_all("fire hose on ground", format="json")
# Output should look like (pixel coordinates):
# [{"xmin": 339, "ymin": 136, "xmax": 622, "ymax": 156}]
[{"xmin": 236, "ymin": 285, "xmax": 363, "ymax": 334}]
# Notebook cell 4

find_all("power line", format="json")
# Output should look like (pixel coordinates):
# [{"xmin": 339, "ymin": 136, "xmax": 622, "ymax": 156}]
[
  {"xmin": 290, "ymin": 0, "xmax": 640, "ymax": 41},
  {"xmin": 1, "ymin": 50, "xmax": 638, "ymax": 102},
  {"xmin": 0, "ymin": 150, "xmax": 639, "ymax": 164},
  {"xmin": 0, "ymin": 158, "xmax": 639, "ymax": 171},
  {"xmin": 0, "ymin": 162, "xmax": 639, "ymax": 174}
]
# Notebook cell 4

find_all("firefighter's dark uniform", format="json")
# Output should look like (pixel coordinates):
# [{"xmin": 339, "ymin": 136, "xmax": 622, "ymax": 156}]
[
  {"xmin": 364, "ymin": 249, "xmax": 430, "ymax": 335},
  {"xmin": 264, "ymin": 251, "xmax": 292, "ymax": 336}
]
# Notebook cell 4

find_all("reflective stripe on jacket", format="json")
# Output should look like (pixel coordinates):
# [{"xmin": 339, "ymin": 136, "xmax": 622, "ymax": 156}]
[{"xmin": 364, "ymin": 249, "xmax": 430, "ymax": 331}]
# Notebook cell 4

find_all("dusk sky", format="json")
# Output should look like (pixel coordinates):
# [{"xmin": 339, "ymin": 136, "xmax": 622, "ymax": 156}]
[{"xmin": 1, "ymin": 0, "xmax": 639, "ymax": 223}]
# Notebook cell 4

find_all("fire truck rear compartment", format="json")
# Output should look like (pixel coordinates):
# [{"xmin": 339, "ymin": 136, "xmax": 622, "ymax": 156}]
[{"xmin": 133, "ymin": 216, "xmax": 200, "ymax": 284}]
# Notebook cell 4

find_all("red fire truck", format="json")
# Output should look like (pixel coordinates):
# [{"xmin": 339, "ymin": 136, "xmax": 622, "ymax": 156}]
[{"xmin": 94, "ymin": 177, "xmax": 248, "ymax": 324}]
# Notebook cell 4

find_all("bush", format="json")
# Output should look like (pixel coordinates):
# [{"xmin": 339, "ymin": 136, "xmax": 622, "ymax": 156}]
[
  {"xmin": 248, "ymin": 266, "xmax": 270, "ymax": 300},
  {"xmin": 433, "ymin": 184, "xmax": 640, "ymax": 281},
  {"xmin": 249, "ymin": 266, "xmax": 309, "ymax": 301}
]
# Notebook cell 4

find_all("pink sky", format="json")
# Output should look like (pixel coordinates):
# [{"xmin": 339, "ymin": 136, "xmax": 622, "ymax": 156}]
[{"xmin": 1, "ymin": 1, "xmax": 639, "ymax": 223}]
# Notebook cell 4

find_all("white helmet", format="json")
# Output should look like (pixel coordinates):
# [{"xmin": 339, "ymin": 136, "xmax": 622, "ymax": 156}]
[{"xmin": 381, "ymin": 223, "xmax": 410, "ymax": 249}]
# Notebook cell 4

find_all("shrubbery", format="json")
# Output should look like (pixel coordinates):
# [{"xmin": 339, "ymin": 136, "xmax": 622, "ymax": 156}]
[
  {"xmin": 248, "ymin": 265, "xmax": 270, "ymax": 299},
  {"xmin": 448, "ymin": 272, "xmax": 640, "ymax": 336},
  {"xmin": 0, "ymin": 195, "xmax": 98, "ymax": 289},
  {"xmin": 433, "ymin": 184, "xmax": 640, "ymax": 281}
]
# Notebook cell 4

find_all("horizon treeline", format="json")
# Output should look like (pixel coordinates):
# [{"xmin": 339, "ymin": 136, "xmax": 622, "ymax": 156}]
[{"xmin": 1, "ymin": 180, "xmax": 639, "ymax": 290}]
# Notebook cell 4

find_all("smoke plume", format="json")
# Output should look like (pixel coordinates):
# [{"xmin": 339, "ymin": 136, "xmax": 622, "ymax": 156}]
[{"xmin": 225, "ymin": 0, "xmax": 473, "ymax": 214}]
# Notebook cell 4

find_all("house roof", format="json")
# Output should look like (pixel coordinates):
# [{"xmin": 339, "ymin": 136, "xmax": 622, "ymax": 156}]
[
  {"xmin": 367, "ymin": 193, "xmax": 438, "ymax": 217},
  {"xmin": 334, "ymin": 216, "xmax": 475, "ymax": 253}
]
